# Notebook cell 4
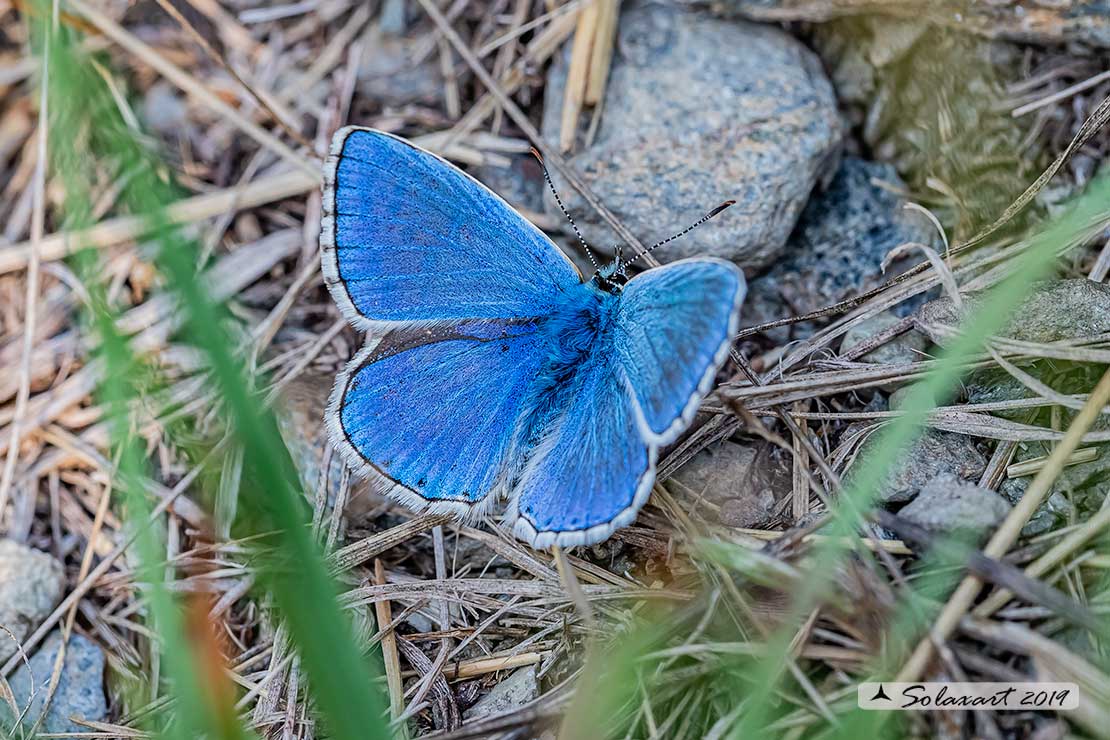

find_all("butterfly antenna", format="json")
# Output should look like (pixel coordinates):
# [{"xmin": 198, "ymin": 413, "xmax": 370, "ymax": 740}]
[
  {"xmin": 530, "ymin": 147, "xmax": 600, "ymax": 270},
  {"xmin": 623, "ymin": 200, "xmax": 737, "ymax": 271}
]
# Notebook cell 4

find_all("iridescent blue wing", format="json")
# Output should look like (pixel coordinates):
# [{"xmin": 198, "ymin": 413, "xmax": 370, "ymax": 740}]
[
  {"xmin": 321, "ymin": 127, "xmax": 582, "ymax": 327},
  {"xmin": 615, "ymin": 259, "xmax": 745, "ymax": 443},
  {"xmin": 509, "ymin": 354, "xmax": 655, "ymax": 549},
  {"xmin": 508, "ymin": 259, "xmax": 745, "ymax": 548},
  {"xmin": 327, "ymin": 319, "xmax": 547, "ymax": 515}
]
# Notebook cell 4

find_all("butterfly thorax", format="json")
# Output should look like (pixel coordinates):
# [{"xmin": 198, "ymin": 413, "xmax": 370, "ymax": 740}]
[{"xmin": 512, "ymin": 281, "xmax": 619, "ymax": 456}]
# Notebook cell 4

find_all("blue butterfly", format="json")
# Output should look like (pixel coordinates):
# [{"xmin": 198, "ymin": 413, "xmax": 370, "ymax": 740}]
[{"xmin": 321, "ymin": 127, "xmax": 745, "ymax": 548}]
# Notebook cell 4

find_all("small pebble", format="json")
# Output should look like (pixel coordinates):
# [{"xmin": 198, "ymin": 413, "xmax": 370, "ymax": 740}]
[
  {"xmin": 0, "ymin": 539, "xmax": 65, "ymax": 666},
  {"xmin": 4, "ymin": 631, "xmax": 108, "ymax": 735},
  {"xmin": 914, "ymin": 278, "xmax": 1110, "ymax": 345},
  {"xmin": 840, "ymin": 311, "xmax": 929, "ymax": 367},
  {"xmin": 845, "ymin": 425, "xmax": 986, "ymax": 503},
  {"xmin": 463, "ymin": 666, "xmax": 539, "ymax": 720},
  {"xmin": 671, "ymin": 440, "xmax": 788, "ymax": 528},
  {"xmin": 898, "ymin": 472, "xmax": 1011, "ymax": 539}
]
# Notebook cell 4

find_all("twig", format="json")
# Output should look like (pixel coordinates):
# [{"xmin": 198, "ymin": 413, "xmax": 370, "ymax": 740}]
[
  {"xmin": 0, "ymin": 171, "xmax": 317, "ymax": 275},
  {"xmin": 1012, "ymin": 69, "xmax": 1110, "ymax": 117},
  {"xmin": 374, "ymin": 559, "xmax": 405, "ymax": 722},
  {"xmin": 560, "ymin": 2, "xmax": 598, "ymax": 152}
]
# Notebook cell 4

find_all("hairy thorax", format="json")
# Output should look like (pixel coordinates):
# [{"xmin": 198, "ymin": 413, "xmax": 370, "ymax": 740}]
[{"xmin": 513, "ymin": 281, "xmax": 619, "ymax": 455}]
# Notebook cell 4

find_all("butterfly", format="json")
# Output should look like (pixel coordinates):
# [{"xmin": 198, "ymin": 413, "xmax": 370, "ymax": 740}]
[{"xmin": 321, "ymin": 127, "xmax": 745, "ymax": 548}]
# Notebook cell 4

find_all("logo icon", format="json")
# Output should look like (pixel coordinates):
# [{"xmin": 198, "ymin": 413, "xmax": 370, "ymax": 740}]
[{"xmin": 870, "ymin": 684, "xmax": 892, "ymax": 702}]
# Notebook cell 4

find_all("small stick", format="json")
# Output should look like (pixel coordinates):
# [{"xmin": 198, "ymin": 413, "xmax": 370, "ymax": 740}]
[
  {"xmin": 584, "ymin": 0, "xmax": 619, "ymax": 106},
  {"xmin": 560, "ymin": 1, "xmax": 599, "ymax": 152},
  {"xmin": 551, "ymin": 544, "xmax": 597, "ymax": 630},
  {"xmin": 442, "ymin": 652, "xmax": 544, "ymax": 681},
  {"xmin": 0, "ymin": 171, "xmax": 317, "ymax": 276},
  {"xmin": 374, "ymin": 560, "xmax": 405, "ymax": 722},
  {"xmin": 790, "ymin": 401, "xmax": 810, "ymax": 521},
  {"xmin": 1006, "ymin": 447, "xmax": 1099, "ymax": 478}
]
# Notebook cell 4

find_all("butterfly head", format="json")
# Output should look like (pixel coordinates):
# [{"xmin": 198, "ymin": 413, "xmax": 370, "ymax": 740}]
[{"xmin": 591, "ymin": 261, "xmax": 628, "ymax": 294}]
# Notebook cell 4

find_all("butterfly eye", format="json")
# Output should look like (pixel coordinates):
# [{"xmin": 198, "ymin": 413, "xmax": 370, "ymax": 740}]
[{"xmin": 592, "ymin": 269, "xmax": 627, "ymax": 295}]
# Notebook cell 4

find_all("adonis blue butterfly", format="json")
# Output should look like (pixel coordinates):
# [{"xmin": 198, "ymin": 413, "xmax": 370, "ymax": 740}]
[{"xmin": 321, "ymin": 127, "xmax": 745, "ymax": 548}]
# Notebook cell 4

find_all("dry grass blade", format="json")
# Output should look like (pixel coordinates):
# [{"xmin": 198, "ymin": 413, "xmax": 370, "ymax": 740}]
[
  {"xmin": 559, "ymin": 1, "xmax": 598, "ymax": 152},
  {"xmin": 374, "ymin": 559, "xmax": 405, "ymax": 722},
  {"xmin": 0, "ymin": 172, "xmax": 317, "ymax": 275}
]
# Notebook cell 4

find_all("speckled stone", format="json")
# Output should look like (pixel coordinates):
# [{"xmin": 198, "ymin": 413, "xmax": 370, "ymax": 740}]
[
  {"xmin": 914, "ymin": 279, "xmax": 1110, "ymax": 345},
  {"xmin": 464, "ymin": 666, "xmax": 539, "ymax": 720},
  {"xmin": 0, "ymin": 539, "xmax": 65, "ymax": 666},
  {"xmin": 671, "ymin": 440, "xmax": 789, "ymax": 528},
  {"xmin": 844, "ymin": 425, "xmax": 987, "ymax": 504},
  {"xmin": 5, "ymin": 632, "xmax": 107, "ymax": 734},
  {"xmin": 743, "ymin": 157, "xmax": 934, "ymax": 340},
  {"xmin": 899, "ymin": 473, "xmax": 1011, "ymax": 539},
  {"xmin": 541, "ymin": 2, "xmax": 841, "ymax": 269}
]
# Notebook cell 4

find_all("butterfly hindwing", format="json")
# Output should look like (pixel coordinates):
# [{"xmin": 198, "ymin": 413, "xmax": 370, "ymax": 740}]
[
  {"xmin": 329, "ymin": 320, "xmax": 547, "ymax": 515},
  {"xmin": 615, "ymin": 258, "xmax": 745, "ymax": 443},
  {"xmin": 322, "ymin": 127, "xmax": 582, "ymax": 327},
  {"xmin": 510, "ymin": 356, "xmax": 654, "ymax": 548}
]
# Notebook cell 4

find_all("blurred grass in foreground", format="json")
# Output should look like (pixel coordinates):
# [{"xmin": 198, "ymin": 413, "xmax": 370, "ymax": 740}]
[{"xmin": 21, "ymin": 6, "xmax": 389, "ymax": 739}]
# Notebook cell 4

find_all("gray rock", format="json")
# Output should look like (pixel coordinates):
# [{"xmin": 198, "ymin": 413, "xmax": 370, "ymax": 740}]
[
  {"xmin": 541, "ymin": 3, "xmax": 841, "ymax": 269},
  {"xmin": 899, "ymin": 473, "xmax": 1011, "ymax": 538},
  {"xmin": 963, "ymin": 371, "xmax": 1032, "ymax": 422},
  {"xmin": 142, "ymin": 82, "xmax": 189, "ymax": 136},
  {"xmin": 888, "ymin": 385, "xmax": 938, "ymax": 412},
  {"xmin": 0, "ymin": 540, "xmax": 65, "ymax": 666},
  {"xmin": 671, "ymin": 440, "xmax": 788, "ymax": 528},
  {"xmin": 464, "ymin": 666, "xmax": 539, "ymax": 720},
  {"xmin": 839, "ymin": 310, "xmax": 929, "ymax": 366},
  {"xmin": 4, "ymin": 632, "xmax": 107, "ymax": 734},
  {"xmin": 744, "ymin": 157, "xmax": 934, "ymax": 340},
  {"xmin": 846, "ymin": 426, "xmax": 987, "ymax": 504},
  {"xmin": 914, "ymin": 279, "xmax": 1110, "ymax": 345}
]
